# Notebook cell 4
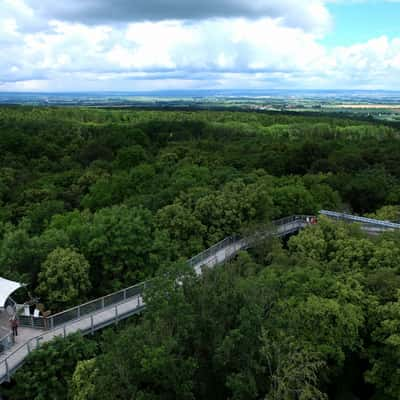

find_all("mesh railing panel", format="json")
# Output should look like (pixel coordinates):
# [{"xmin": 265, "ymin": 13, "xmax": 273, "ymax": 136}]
[
  {"xmin": 79, "ymin": 298, "xmax": 103, "ymax": 317},
  {"xmin": 126, "ymin": 284, "xmax": 144, "ymax": 298},
  {"xmin": 104, "ymin": 291, "xmax": 125, "ymax": 308},
  {"xmin": 18, "ymin": 316, "xmax": 46, "ymax": 329},
  {"xmin": 52, "ymin": 308, "xmax": 79, "ymax": 327},
  {"xmin": 320, "ymin": 210, "xmax": 400, "ymax": 229},
  {"xmin": 0, "ymin": 333, "xmax": 13, "ymax": 354}
]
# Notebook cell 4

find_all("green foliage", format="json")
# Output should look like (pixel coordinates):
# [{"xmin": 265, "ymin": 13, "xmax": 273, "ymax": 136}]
[
  {"xmin": 156, "ymin": 203, "xmax": 206, "ymax": 258},
  {"xmin": 272, "ymin": 184, "xmax": 316, "ymax": 217},
  {"xmin": 86, "ymin": 205, "xmax": 171, "ymax": 292},
  {"xmin": 92, "ymin": 324, "xmax": 197, "ymax": 400},
  {"xmin": 367, "ymin": 205, "xmax": 400, "ymax": 222},
  {"xmin": 84, "ymin": 235, "xmax": 369, "ymax": 400},
  {"xmin": 24, "ymin": 200, "xmax": 65, "ymax": 234},
  {"xmin": 37, "ymin": 248, "xmax": 91, "ymax": 310},
  {"xmin": 70, "ymin": 359, "xmax": 98, "ymax": 400},
  {"xmin": 5, "ymin": 334, "xmax": 97, "ymax": 400},
  {"xmin": 193, "ymin": 179, "xmax": 273, "ymax": 245},
  {"xmin": 0, "ymin": 222, "xmax": 42, "ymax": 283},
  {"xmin": 261, "ymin": 332, "xmax": 328, "ymax": 400},
  {"xmin": 114, "ymin": 145, "xmax": 147, "ymax": 169},
  {"xmin": 2, "ymin": 107, "xmax": 400, "ymax": 399},
  {"xmin": 365, "ymin": 293, "xmax": 400, "ymax": 400}
]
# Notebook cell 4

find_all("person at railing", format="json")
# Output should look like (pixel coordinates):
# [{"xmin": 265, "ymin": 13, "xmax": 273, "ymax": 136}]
[{"xmin": 10, "ymin": 315, "xmax": 18, "ymax": 337}]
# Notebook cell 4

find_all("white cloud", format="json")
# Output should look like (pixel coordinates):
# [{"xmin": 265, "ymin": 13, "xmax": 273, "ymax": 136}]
[{"xmin": 0, "ymin": 0, "xmax": 400, "ymax": 90}]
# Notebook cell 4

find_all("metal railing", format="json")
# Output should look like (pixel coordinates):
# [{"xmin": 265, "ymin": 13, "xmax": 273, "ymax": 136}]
[
  {"xmin": 0, "ymin": 298, "xmax": 146, "ymax": 384},
  {"xmin": 0, "ymin": 332, "xmax": 13, "ymax": 354},
  {"xmin": 18, "ymin": 316, "xmax": 46, "ymax": 330},
  {"xmin": 46, "ymin": 282, "xmax": 146, "ymax": 330},
  {"xmin": 18, "ymin": 216, "xmax": 313, "ymax": 331},
  {"xmin": 187, "ymin": 215, "xmax": 312, "ymax": 269},
  {"xmin": 187, "ymin": 235, "xmax": 239, "ymax": 268},
  {"xmin": 320, "ymin": 210, "xmax": 400, "ymax": 230}
]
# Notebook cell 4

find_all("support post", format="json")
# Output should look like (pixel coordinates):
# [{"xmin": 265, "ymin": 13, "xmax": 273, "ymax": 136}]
[
  {"xmin": 91, "ymin": 315, "xmax": 94, "ymax": 335},
  {"xmin": 27, "ymin": 341, "xmax": 31, "ymax": 354},
  {"xmin": 77, "ymin": 307, "xmax": 80, "ymax": 319},
  {"xmin": 5, "ymin": 360, "xmax": 9, "ymax": 382},
  {"xmin": 123, "ymin": 289, "xmax": 127, "ymax": 301},
  {"xmin": 115, "ymin": 306, "xmax": 118, "ymax": 325},
  {"xmin": 63, "ymin": 325, "xmax": 66, "ymax": 338},
  {"xmin": 101, "ymin": 297, "xmax": 105, "ymax": 309}
]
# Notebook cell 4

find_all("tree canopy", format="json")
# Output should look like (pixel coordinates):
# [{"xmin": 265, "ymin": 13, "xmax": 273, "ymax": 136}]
[{"xmin": 1, "ymin": 107, "xmax": 400, "ymax": 399}]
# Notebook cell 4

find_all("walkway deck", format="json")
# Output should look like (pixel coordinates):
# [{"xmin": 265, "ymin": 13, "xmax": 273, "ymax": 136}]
[{"xmin": 0, "ymin": 296, "xmax": 145, "ymax": 382}]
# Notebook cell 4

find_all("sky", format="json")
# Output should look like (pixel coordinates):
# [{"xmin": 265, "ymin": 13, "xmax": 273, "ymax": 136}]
[{"xmin": 1, "ymin": 0, "xmax": 400, "ymax": 91}]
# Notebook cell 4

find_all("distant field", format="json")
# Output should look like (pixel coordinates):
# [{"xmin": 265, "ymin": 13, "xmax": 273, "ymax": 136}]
[{"xmin": 327, "ymin": 104, "xmax": 400, "ymax": 109}]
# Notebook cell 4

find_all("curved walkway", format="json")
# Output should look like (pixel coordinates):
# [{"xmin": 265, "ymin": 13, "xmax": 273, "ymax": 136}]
[{"xmin": 0, "ymin": 211, "xmax": 398, "ymax": 383}]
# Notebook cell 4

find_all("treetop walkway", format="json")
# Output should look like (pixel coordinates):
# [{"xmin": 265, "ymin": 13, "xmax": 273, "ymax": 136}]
[{"xmin": 0, "ymin": 211, "xmax": 398, "ymax": 383}]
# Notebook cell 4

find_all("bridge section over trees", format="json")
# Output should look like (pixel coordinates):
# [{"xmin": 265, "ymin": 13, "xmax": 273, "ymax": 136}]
[{"xmin": 0, "ymin": 212, "xmax": 399, "ymax": 383}]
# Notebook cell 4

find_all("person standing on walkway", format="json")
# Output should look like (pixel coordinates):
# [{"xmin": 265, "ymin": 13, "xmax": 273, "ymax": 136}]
[{"xmin": 10, "ymin": 316, "xmax": 18, "ymax": 337}]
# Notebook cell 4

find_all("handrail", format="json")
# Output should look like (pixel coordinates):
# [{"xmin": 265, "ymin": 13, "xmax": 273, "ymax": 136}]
[
  {"xmin": 23, "ymin": 212, "xmax": 398, "ymax": 332},
  {"xmin": 19, "ymin": 215, "xmax": 313, "ymax": 331},
  {"xmin": 46, "ymin": 281, "xmax": 146, "ymax": 330},
  {"xmin": 46, "ymin": 215, "xmax": 313, "ymax": 327},
  {"xmin": 320, "ymin": 210, "xmax": 400, "ymax": 229},
  {"xmin": 49, "ymin": 281, "xmax": 145, "ymax": 321}
]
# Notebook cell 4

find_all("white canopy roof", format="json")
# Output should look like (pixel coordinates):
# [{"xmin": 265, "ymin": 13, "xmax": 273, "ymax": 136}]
[{"xmin": 0, "ymin": 277, "xmax": 24, "ymax": 308}]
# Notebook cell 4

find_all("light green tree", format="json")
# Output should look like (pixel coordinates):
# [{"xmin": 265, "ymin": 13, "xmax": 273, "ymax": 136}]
[
  {"xmin": 70, "ymin": 359, "xmax": 98, "ymax": 400},
  {"xmin": 261, "ymin": 331, "xmax": 327, "ymax": 400},
  {"xmin": 366, "ymin": 205, "xmax": 400, "ymax": 222},
  {"xmin": 156, "ymin": 203, "xmax": 206, "ymax": 258},
  {"xmin": 37, "ymin": 248, "xmax": 91, "ymax": 310},
  {"xmin": 365, "ymin": 292, "xmax": 400, "ymax": 400}
]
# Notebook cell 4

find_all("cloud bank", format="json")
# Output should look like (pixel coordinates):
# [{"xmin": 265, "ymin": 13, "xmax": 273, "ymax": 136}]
[
  {"xmin": 27, "ymin": 0, "xmax": 331, "ymax": 33},
  {"xmin": 0, "ymin": 0, "xmax": 399, "ymax": 91}
]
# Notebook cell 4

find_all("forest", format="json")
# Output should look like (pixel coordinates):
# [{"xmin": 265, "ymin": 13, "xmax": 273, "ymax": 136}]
[{"xmin": 1, "ymin": 106, "xmax": 400, "ymax": 399}]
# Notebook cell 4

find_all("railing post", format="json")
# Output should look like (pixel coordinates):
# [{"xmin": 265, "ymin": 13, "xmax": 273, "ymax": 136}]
[
  {"xmin": 123, "ymin": 289, "xmax": 127, "ymax": 301},
  {"xmin": 77, "ymin": 307, "xmax": 80, "ymax": 319},
  {"xmin": 36, "ymin": 337, "xmax": 41, "ymax": 349},
  {"xmin": 27, "ymin": 341, "xmax": 31, "ymax": 354},
  {"xmin": 101, "ymin": 297, "xmax": 105, "ymax": 309},
  {"xmin": 63, "ymin": 325, "xmax": 66, "ymax": 338},
  {"xmin": 31, "ymin": 316, "xmax": 34, "ymax": 328},
  {"xmin": 5, "ymin": 359, "xmax": 9, "ymax": 382},
  {"xmin": 50, "ymin": 317, "xmax": 54, "ymax": 330},
  {"xmin": 115, "ymin": 306, "xmax": 118, "ymax": 325},
  {"xmin": 90, "ymin": 315, "xmax": 94, "ymax": 335}
]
